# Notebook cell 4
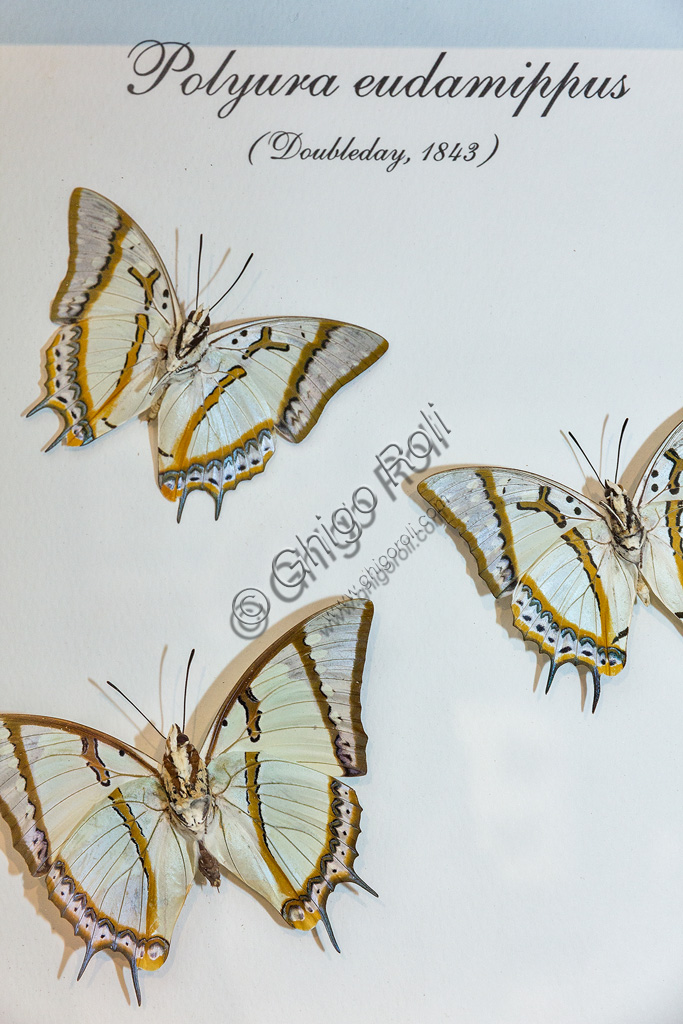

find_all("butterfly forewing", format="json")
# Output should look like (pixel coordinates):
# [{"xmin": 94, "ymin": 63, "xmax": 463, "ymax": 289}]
[
  {"xmin": 633, "ymin": 419, "xmax": 683, "ymax": 616},
  {"xmin": 50, "ymin": 189, "xmax": 180, "ymax": 327},
  {"xmin": 158, "ymin": 319, "xmax": 388, "ymax": 520},
  {"xmin": 205, "ymin": 599, "xmax": 372, "ymax": 772},
  {"xmin": 419, "ymin": 468, "xmax": 638, "ymax": 705},
  {"xmin": 30, "ymin": 188, "xmax": 177, "ymax": 447},
  {"xmin": 0, "ymin": 716, "xmax": 192, "ymax": 1000},
  {"xmin": 634, "ymin": 420, "xmax": 683, "ymax": 507},
  {"xmin": 203, "ymin": 599, "xmax": 374, "ymax": 940}
]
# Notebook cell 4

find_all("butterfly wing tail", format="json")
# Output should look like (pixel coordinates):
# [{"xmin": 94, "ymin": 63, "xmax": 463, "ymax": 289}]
[{"xmin": 77, "ymin": 941, "xmax": 142, "ymax": 1006}]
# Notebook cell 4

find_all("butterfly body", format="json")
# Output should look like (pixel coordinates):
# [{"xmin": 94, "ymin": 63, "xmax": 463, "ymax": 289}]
[
  {"xmin": 29, "ymin": 189, "xmax": 388, "ymax": 520},
  {"xmin": 418, "ymin": 419, "xmax": 683, "ymax": 711},
  {"xmin": 0, "ymin": 600, "xmax": 375, "ymax": 1003},
  {"xmin": 162, "ymin": 724, "xmax": 212, "ymax": 833}
]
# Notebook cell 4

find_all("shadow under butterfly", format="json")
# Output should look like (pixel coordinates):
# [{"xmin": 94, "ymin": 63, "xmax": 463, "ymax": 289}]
[
  {"xmin": 28, "ymin": 188, "xmax": 388, "ymax": 521},
  {"xmin": 0, "ymin": 599, "xmax": 376, "ymax": 1004},
  {"xmin": 418, "ymin": 417, "xmax": 683, "ymax": 711}
]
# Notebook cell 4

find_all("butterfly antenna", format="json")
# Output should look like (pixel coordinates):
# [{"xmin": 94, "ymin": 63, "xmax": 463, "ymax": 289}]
[
  {"xmin": 208, "ymin": 252, "xmax": 254, "ymax": 314},
  {"xmin": 568, "ymin": 431, "xmax": 602, "ymax": 483},
  {"xmin": 182, "ymin": 649, "xmax": 195, "ymax": 733},
  {"xmin": 106, "ymin": 681, "xmax": 165, "ymax": 740},
  {"xmin": 614, "ymin": 417, "xmax": 629, "ymax": 482},
  {"xmin": 195, "ymin": 233, "xmax": 204, "ymax": 311}
]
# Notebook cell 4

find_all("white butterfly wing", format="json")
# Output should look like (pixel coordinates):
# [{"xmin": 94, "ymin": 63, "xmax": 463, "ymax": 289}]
[
  {"xmin": 201, "ymin": 599, "xmax": 375, "ymax": 947},
  {"xmin": 0, "ymin": 716, "xmax": 194, "ymax": 1003},
  {"xmin": 157, "ymin": 318, "xmax": 388, "ymax": 520},
  {"xmin": 634, "ymin": 418, "xmax": 683, "ymax": 617},
  {"xmin": 419, "ymin": 468, "xmax": 638, "ymax": 708},
  {"xmin": 29, "ymin": 188, "xmax": 177, "ymax": 447}
]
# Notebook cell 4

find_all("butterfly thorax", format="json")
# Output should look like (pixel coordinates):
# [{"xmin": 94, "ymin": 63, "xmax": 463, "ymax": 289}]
[
  {"xmin": 175, "ymin": 307, "xmax": 211, "ymax": 359},
  {"xmin": 162, "ymin": 724, "xmax": 213, "ymax": 832},
  {"xmin": 603, "ymin": 480, "xmax": 645, "ymax": 564},
  {"xmin": 151, "ymin": 309, "xmax": 212, "ymax": 393}
]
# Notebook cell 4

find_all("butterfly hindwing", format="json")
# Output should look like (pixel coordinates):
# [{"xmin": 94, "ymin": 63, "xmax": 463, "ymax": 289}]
[
  {"xmin": 29, "ymin": 187, "xmax": 175, "ymax": 448},
  {"xmin": 203, "ymin": 759, "xmax": 366, "ymax": 948},
  {"xmin": 0, "ymin": 716, "xmax": 193, "ymax": 1002},
  {"xmin": 157, "ymin": 319, "xmax": 388, "ymax": 520},
  {"xmin": 419, "ymin": 468, "xmax": 638, "ymax": 706},
  {"xmin": 202, "ymin": 599, "xmax": 375, "ymax": 943}
]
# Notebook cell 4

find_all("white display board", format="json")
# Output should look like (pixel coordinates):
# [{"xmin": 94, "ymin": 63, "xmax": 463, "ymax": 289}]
[{"xmin": 2, "ymin": 42, "xmax": 683, "ymax": 1022}]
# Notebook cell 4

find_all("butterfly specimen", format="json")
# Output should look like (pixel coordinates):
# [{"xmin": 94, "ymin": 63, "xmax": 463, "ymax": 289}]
[
  {"xmin": 418, "ymin": 419, "xmax": 683, "ymax": 711},
  {"xmin": 0, "ymin": 599, "xmax": 375, "ymax": 1004},
  {"xmin": 28, "ymin": 188, "xmax": 388, "ymax": 520}
]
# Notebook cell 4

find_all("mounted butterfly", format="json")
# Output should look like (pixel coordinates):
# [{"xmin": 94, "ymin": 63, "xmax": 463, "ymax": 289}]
[
  {"xmin": 28, "ymin": 189, "xmax": 388, "ymax": 520},
  {"xmin": 0, "ymin": 599, "xmax": 376, "ymax": 1004},
  {"xmin": 418, "ymin": 418, "xmax": 683, "ymax": 711}
]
